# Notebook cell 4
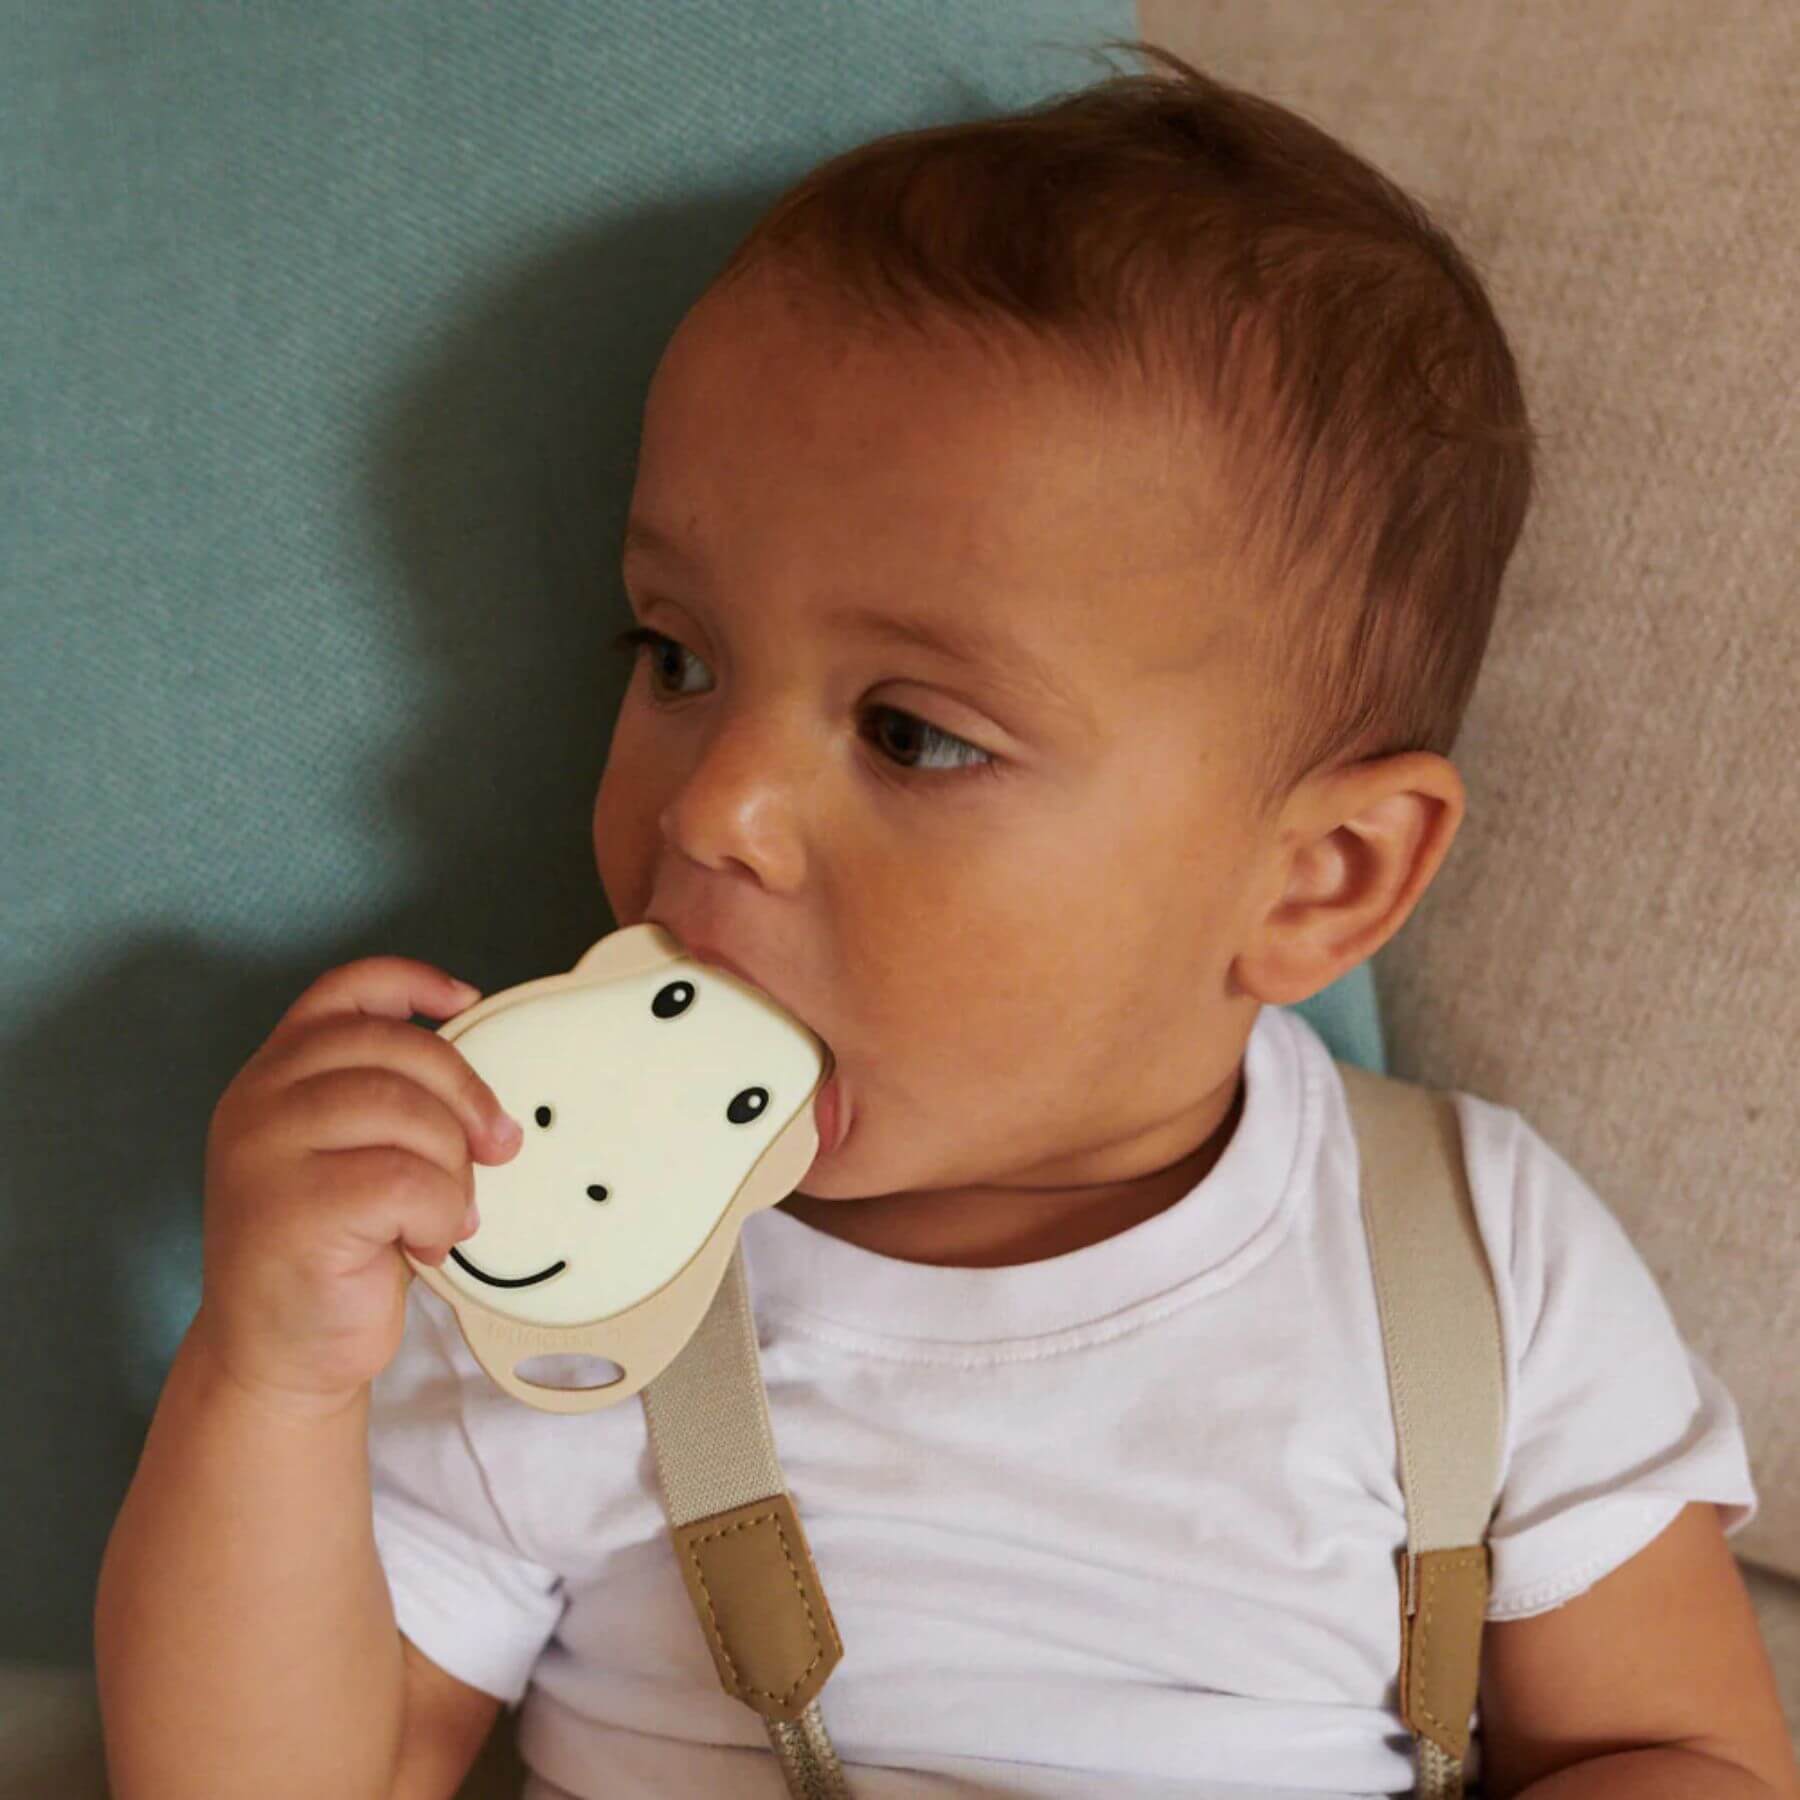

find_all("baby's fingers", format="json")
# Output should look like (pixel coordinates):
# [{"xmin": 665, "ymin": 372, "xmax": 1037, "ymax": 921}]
[
  {"xmin": 271, "ymin": 957, "xmax": 482, "ymax": 1042},
  {"xmin": 262, "ymin": 1010, "xmax": 522, "ymax": 1165},
  {"xmin": 306, "ymin": 1144, "xmax": 479, "ymax": 1265}
]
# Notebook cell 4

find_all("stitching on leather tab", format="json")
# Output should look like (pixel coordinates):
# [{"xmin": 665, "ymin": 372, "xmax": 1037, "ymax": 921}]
[
  {"xmin": 684, "ymin": 1508, "xmax": 827, "ymax": 1705},
  {"xmin": 1414, "ymin": 1548, "xmax": 1485, "ymax": 1738}
]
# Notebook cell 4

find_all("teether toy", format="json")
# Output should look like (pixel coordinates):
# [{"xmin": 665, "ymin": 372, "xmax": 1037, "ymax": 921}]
[{"xmin": 404, "ymin": 921, "xmax": 831, "ymax": 1413}]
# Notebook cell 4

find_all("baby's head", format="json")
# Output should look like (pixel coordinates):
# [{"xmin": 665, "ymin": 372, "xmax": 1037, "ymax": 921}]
[{"xmin": 592, "ymin": 43, "xmax": 1534, "ymax": 1243}]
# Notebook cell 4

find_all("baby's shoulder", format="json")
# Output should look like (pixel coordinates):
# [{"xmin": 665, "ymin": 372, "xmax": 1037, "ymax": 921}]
[{"xmin": 1437, "ymin": 1088, "xmax": 1649, "ymax": 1308}]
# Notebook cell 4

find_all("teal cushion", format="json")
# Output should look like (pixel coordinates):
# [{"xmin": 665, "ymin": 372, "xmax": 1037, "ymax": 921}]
[
  {"xmin": 1, "ymin": 0, "xmax": 1381, "ymax": 1665},
  {"xmin": 1289, "ymin": 960, "xmax": 1388, "ymax": 1075}
]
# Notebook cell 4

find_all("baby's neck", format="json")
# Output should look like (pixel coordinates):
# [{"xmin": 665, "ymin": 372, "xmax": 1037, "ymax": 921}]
[{"xmin": 778, "ymin": 1067, "xmax": 1245, "ymax": 1269}]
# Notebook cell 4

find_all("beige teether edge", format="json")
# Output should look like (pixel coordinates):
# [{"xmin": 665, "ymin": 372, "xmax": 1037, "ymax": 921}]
[{"xmin": 401, "ymin": 920, "xmax": 830, "ymax": 1414}]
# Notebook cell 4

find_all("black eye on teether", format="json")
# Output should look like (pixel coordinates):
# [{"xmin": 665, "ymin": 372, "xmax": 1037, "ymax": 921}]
[
  {"xmin": 534, "ymin": 1105, "xmax": 553, "ymax": 1128},
  {"xmin": 727, "ymin": 1087, "xmax": 769, "ymax": 1125},
  {"xmin": 652, "ymin": 980, "xmax": 695, "ymax": 1019}
]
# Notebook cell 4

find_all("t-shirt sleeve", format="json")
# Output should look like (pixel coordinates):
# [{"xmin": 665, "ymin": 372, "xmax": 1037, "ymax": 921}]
[
  {"xmin": 367, "ymin": 1280, "xmax": 566, "ymax": 1705},
  {"xmin": 1456, "ymin": 1096, "xmax": 1760, "ymax": 1622}
]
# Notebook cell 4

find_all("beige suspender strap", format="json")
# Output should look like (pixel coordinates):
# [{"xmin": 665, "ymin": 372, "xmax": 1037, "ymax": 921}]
[
  {"xmin": 640, "ymin": 1243, "xmax": 852, "ymax": 1799},
  {"xmin": 638, "ymin": 1064, "xmax": 1502, "ymax": 1800},
  {"xmin": 1337, "ymin": 1061, "xmax": 1506, "ymax": 1799}
]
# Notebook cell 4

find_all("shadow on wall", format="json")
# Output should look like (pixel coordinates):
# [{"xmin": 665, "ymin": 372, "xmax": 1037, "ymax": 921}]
[{"xmin": 3, "ymin": 189, "xmax": 787, "ymax": 1666}]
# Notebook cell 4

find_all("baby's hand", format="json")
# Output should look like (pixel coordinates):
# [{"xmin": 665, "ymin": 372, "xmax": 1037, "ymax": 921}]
[{"xmin": 193, "ymin": 957, "xmax": 523, "ymax": 1414}]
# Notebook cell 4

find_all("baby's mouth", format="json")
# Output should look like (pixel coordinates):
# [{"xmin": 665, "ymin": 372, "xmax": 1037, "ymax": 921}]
[{"xmin": 449, "ymin": 1249, "xmax": 566, "ymax": 1288}]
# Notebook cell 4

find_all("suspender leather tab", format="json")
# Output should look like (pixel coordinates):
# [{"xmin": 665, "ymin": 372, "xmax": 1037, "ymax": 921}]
[
  {"xmin": 669, "ymin": 1489, "xmax": 844, "ymax": 1725},
  {"xmin": 1397, "ymin": 1544, "xmax": 1491, "ymax": 1760}
]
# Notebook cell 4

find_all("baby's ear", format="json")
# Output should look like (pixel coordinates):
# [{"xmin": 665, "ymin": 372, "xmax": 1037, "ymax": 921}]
[{"xmin": 1235, "ymin": 752, "xmax": 1464, "ymax": 1006}]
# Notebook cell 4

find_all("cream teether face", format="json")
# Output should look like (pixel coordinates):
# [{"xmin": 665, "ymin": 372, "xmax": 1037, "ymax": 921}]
[{"xmin": 404, "ymin": 921, "xmax": 829, "ymax": 1412}]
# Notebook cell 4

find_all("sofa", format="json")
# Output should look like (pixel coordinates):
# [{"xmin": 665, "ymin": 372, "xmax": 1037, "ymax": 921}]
[{"xmin": 2, "ymin": 1, "xmax": 1791, "ymax": 1793}]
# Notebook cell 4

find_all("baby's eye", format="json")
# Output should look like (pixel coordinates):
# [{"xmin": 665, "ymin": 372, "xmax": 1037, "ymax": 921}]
[
  {"xmin": 862, "ymin": 707, "xmax": 994, "ymax": 775},
  {"xmin": 610, "ymin": 625, "xmax": 998, "ymax": 782},
  {"xmin": 613, "ymin": 625, "xmax": 710, "ymax": 698}
]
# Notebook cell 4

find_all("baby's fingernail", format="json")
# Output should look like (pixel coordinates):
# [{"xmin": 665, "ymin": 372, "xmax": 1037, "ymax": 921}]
[
  {"xmin": 496, "ymin": 1114, "xmax": 523, "ymax": 1145},
  {"xmin": 460, "ymin": 1202, "xmax": 481, "ymax": 1237}
]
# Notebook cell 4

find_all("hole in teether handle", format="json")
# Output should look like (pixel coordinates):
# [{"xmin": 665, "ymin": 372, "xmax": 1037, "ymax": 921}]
[{"xmin": 517, "ymin": 1353, "xmax": 625, "ymax": 1391}]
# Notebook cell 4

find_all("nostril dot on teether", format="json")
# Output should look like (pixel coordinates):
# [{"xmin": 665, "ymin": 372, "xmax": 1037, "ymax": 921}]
[{"xmin": 587, "ymin": 1185, "xmax": 610, "ymax": 1202}]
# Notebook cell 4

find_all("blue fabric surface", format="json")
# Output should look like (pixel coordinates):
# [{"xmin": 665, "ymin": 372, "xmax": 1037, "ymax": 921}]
[{"xmin": 1, "ymin": 0, "xmax": 1381, "ymax": 1664}]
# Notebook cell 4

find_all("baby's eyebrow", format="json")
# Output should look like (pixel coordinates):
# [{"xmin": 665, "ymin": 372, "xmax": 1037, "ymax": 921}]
[
  {"xmin": 623, "ymin": 516, "xmax": 700, "ymax": 572},
  {"xmin": 823, "ymin": 602, "xmax": 1090, "ymax": 727},
  {"xmin": 624, "ymin": 513, "xmax": 1093, "ymax": 733}
]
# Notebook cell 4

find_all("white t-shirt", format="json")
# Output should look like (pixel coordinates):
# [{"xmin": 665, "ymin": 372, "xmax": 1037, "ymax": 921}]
[{"xmin": 367, "ymin": 1002, "xmax": 1758, "ymax": 1800}]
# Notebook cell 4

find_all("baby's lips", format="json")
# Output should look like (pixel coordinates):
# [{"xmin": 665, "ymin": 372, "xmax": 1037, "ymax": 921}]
[{"xmin": 813, "ymin": 1059, "xmax": 845, "ymax": 1155}]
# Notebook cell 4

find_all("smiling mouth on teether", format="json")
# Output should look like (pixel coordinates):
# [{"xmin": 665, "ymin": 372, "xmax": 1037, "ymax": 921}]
[{"xmin": 448, "ymin": 1249, "xmax": 567, "ymax": 1289}]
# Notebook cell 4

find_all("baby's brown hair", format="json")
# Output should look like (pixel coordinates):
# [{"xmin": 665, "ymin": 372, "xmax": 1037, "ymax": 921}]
[{"xmin": 708, "ymin": 40, "xmax": 1536, "ymax": 815}]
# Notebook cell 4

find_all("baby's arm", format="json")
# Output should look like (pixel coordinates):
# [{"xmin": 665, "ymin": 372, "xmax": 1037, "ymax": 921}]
[
  {"xmin": 95, "ymin": 955, "xmax": 519, "ymax": 1798},
  {"xmin": 1477, "ymin": 1500, "xmax": 1798, "ymax": 1796},
  {"xmin": 93, "ymin": 1322, "xmax": 407, "ymax": 1799}
]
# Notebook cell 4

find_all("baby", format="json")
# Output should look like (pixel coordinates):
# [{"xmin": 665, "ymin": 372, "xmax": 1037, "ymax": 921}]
[{"xmin": 95, "ymin": 41, "xmax": 1795, "ymax": 1800}]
